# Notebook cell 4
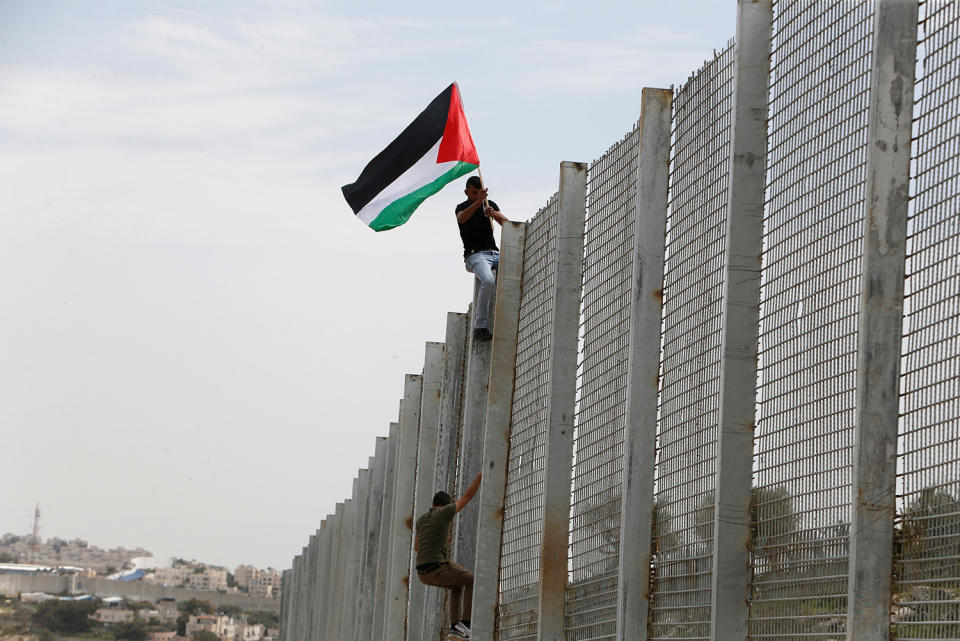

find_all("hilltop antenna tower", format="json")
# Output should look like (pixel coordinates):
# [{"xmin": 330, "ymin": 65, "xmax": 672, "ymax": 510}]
[{"xmin": 30, "ymin": 504, "xmax": 41, "ymax": 562}]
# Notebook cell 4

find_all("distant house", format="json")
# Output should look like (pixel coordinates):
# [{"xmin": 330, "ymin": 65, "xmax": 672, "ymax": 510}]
[
  {"xmin": 91, "ymin": 608, "xmax": 136, "ymax": 624},
  {"xmin": 186, "ymin": 614, "xmax": 236, "ymax": 640},
  {"xmin": 236, "ymin": 622, "xmax": 265, "ymax": 641},
  {"xmin": 155, "ymin": 600, "xmax": 180, "ymax": 623}
]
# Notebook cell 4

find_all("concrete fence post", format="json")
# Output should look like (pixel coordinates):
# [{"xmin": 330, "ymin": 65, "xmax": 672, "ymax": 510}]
[
  {"xmin": 338, "ymin": 493, "xmax": 358, "ymax": 640},
  {"xmin": 299, "ymin": 549, "xmax": 310, "ymax": 641},
  {"xmin": 407, "ymin": 343, "xmax": 445, "ymax": 640},
  {"xmin": 470, "ymin": 220, "xmax": 528, "ymax": 641},
  {"xmin": 354, "ymin": 460, "xmax": 376, "ymax": 641},
  {"xmin": 385, "ymin": 376, "xmax": 424, "ymax": 640},
  {"xmin": 360, "ymin": 440, "xmax": 389, "ymax": 641},
  {"xmin": 280, "ymin": 564, "xmax": 288, "ymax": 641},
  {"xmin": 341, "ymin": 500, "xmax": 358, "ymax": 639},
  {"xmin": 708, "ymin": 2, "xmax": 772, "ymax": 640},
  {"xmin": 326, "ymin": 503, "xmax": 346, "ymax": 641},
  {"xmin": 436, "ymin": 314, "xmax": 469, "ymax": 496},
  {"xmin": 615, "ymin": 87, "xmax": 673, "ymax": 641},
  {"xmin": 304, "ymin": 544, "xmax": 314, "ymax": 640},
  {"xmin": 305, "ymin": 550, "xmax": 312, "ymax": 641},
  {"xmin": 343, "ymin": 474, "xmax": 368, "ymax": 641},
  {"xmin": 537, "ymin": 161, "xmax": 588, "ymax": 641},
  {"xmin": 372, "ymin": 422, "xmax": 400, "ymax": 641},
  {"xmin": 297, "ymin": 547, "xmax": 308, "ymax": 637},
  {"xmin": 383, "ymin": 403, "xmax": 403, "ymax": 637},
  {"xmin": 306, "ymin": 529, "xmax": 321, "ymax": 641},
  {"xmin": 289, "ymin": 555, "xmax": 300, "ymax": 641},
  {"xmin": 455, "ymin": 292, "xmax": 494, "ymax": 575},
  {"xmin": 310, "ymin": 535, "xmax": 323, "ymax": 641},
  {"xmin": 318, "ymin": 517, "xmax": 337, "ymax": 641},
  {"xmin": 421, "ymin": 312, "xmax": 470, "ymax": 640},
  {"xmin": 847, "ymin": 1, "xmax": 918, "ymax": 639},
  {"xmin": 280, "ymin": 569, "xmax": 291, "ymax": 641},
  {"xmin": 293, "ymin": 553, "xmax": 305, "ymax": 641},
  {"xmin": 302, "ymin": 537, "xmax": 314, "ymax": 641}
]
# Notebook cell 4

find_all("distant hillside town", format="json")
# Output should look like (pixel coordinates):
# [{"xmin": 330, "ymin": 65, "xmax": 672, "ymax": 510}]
[
  {"xmin": 0, "ymin": 532, "xmax": 151, "ymax": 574},
  {"xmin": 1, "ymin": 593, "xmax": 279, "ymax": 641},
  {"xmin": 0, "ymin": 533, "xmax": 282, "ymax": 598}
]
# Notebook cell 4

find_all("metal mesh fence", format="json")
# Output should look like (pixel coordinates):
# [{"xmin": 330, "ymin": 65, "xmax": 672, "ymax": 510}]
[
  {"xmin": 893, "ymin": 2, "xmax": 960, "ymax": 639},
  {"xmin": 564, "ymin": 123, "xmax": 641, "ymax": 641},
  {"xmin": 495, "ymin": 195, "xmax": 560, "ymax": 641},
  {"xmin": 279, "ymin": 5, "xmax": 960, "ymax": 640},
  {"xmin": 749, "ymin": 1, "xmax": 873, "ymax": 639},
  {"xmin": 649, "ymin": 42, "xmax": 733, "ymax": 641}
]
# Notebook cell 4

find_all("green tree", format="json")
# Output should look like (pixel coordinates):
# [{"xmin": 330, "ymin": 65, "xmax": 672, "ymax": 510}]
[
  {"xmin": 1, "ymin": 598, "xmax": 33, "ymax": 636},
  {"xmin": 176, "ymin": 614, "xmax": 189, "ymax": 636},
  {"xmin": 37, "ymin": 630, "xmax": 58, "ymax": 641},
  {"xmin": 0, "ymin": 551, "xmax": 15, "ymax": 563},
  {"xmin": 651, "ymin": 498, "xmax": 680, "ymax": 557},
  {"xmin": 691, "ymin": 485, "xmax": 801, "ymax": 572},
  {"xmin": 31, "ymin": 600, "xmax": 98, "ymax": 634},
  {"xmin": 178, "ymin": 599, "xmax": 214, "ymax": 615},
  {"xmin": 192, "ymin": 631, "xmax": 220, "ymax": 641},
  {"xmin": 750, "ymin": 485, "xmax": 800, "ymax": 574},
  {"xmin": 896, "ymin": 487, "xmax": 960, "ymax": 580},
  {"xmin": 110, "ymin": 620, "xmax": 147, "ymax": 641},
  {"xmin": 226, "ymin": 572, "xmax": 237, "ymax": 588},
  {"xmin": 176, "ymin": 599, "xmax": 214, "ymax": 636},
  {"xmin": 693, "ymin": 490, "xmax": 715, "ymax": 543},
  {"xmin": 246, "ymin": 610, "xmax": 280, "ymax": 628}
]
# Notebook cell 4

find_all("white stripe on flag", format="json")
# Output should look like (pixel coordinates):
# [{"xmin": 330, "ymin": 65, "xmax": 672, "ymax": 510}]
[{"xmin": 356, "ymin": 140, "xmax": 461, "ymax": 224}]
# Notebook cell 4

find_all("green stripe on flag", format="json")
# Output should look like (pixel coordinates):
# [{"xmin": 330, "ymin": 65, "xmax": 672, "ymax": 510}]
[{"xmin": 369, "ymin": 161, "xmax": 478, "ymax": 232}]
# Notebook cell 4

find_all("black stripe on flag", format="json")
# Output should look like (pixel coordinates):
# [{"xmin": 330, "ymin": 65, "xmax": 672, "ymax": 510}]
[{"xmin": 341, "ymin": 84, "xmax": 454, "ymax": 214}]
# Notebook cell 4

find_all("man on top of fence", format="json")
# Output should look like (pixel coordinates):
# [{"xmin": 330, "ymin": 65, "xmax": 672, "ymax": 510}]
[
  {"xmin": 456, "ymin": 176, "xmax": 508, "ymax": 343},
  {"xmin": 414, "ymin": 470, "xmax": 483, "ymax": 639}
]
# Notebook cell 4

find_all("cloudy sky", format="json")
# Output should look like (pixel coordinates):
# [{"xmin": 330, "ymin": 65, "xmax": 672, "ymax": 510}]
[{"xmin": 1, "ymin": 0, "xmax": 734, "ymax": 570}]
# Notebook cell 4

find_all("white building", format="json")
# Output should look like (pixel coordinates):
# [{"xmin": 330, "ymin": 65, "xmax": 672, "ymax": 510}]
[
  {"xmin": 236, "ymin": 622, "xmax": 265, "ymax": 641},
  {"xmin": 186, "ymin": 614, "xmax": 236, "ymax": 640},
  {"xmin": 147, "ymin": 566, "xmax": 193, "ymax": 586},
  {"xmin": 233, "ymin": 565, "xmax": 282, "ymax": 597},
  {"xmin": 188, "ymin": 568, "xmax": 227, "ymax": 591}
]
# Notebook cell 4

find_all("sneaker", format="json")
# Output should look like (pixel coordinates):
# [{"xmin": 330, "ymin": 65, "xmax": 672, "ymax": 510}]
[
  {"xmin": 454, "ymin": 621, "xmax": 471, "ymax": 637},
  {"xmin": 473, "ymin": 327, "xmax": 492, "ymax": 342},
  {"xmin": 448, "ymin": 625, "xmax": 468, "ymax": 640}
]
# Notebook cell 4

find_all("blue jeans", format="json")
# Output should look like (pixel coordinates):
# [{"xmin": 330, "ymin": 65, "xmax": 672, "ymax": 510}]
[{"xmin": 465, "ymin": 250, "xmax": 499, "ymax": 329}]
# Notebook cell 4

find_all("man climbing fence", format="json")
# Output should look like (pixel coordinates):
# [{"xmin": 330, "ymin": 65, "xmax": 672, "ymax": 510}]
[{"xmin": 414, "ymin": 471, "xmax": 482, "ymax": 639}]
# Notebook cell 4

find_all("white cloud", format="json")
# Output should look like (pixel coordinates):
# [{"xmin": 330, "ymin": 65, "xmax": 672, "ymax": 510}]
[
  {"xmin": 0, "ymin": 1, "xmax": 739, "ymax": 568},
  {"xmin": 137, "ymin": 16, "xmax": 241, "ymax": 53}
]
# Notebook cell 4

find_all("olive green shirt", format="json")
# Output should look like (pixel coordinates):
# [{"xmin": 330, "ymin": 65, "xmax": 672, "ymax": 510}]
[{"xmin": 415, "ymin": 503, "xmax": 457, "ymax": 566}]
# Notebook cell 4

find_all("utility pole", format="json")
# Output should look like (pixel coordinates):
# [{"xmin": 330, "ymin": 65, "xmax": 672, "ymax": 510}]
[{"xmin": 30, "ymin": 504, "xmax": 41, "ymax": 562}]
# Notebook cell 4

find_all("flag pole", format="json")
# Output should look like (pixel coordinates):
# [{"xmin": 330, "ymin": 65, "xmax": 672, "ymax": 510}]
[
  {"xmin": 457, "ymin": 82, "xmax": 490, "ymax": 221},
  {"xmin": 477, "ymin": 168, "xmax": 491, "ymax": 219}
]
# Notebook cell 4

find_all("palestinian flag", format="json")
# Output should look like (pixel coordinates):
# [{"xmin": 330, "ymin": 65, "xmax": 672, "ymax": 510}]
[{"xmin": 341, "ymin": 83, "xmax": 479, "ymax": 231}]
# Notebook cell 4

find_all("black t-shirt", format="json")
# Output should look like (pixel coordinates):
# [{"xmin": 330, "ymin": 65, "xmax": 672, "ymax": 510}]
[{"xmin": 455, "ymin": 198, "xmax": 499, "ymax": 259}]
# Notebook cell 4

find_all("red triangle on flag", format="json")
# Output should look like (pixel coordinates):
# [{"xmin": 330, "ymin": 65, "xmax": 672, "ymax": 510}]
[{"xmin": 437, "ymin": 83, "xmax": 480, "ymax": 165}]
